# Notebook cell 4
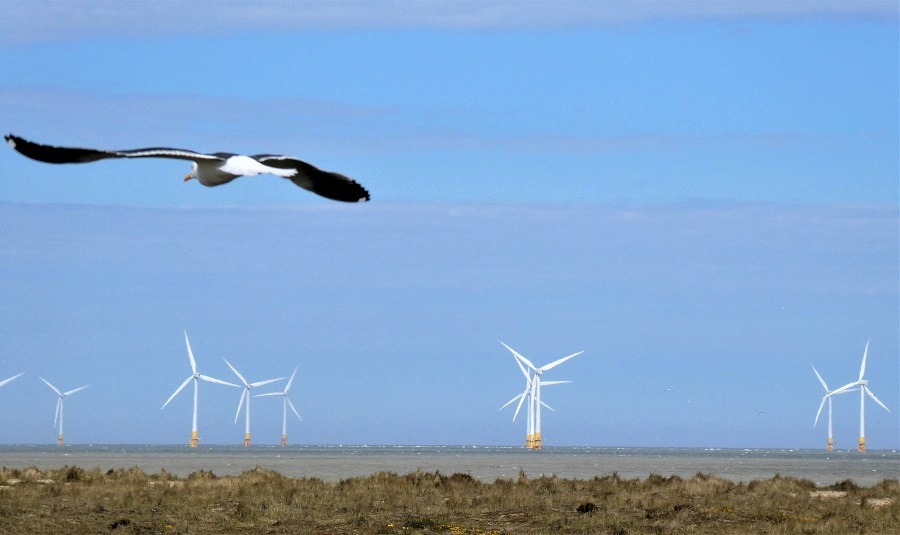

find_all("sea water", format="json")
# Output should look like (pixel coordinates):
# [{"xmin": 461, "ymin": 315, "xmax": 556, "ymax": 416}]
[{"xmin": 0, "ymin": 445, "xmax": 897, "ymax": 487}]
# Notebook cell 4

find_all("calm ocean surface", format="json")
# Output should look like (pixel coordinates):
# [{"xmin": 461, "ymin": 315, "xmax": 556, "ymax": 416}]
[{"xmin": 0, "ymin": 445, "xmax": 897, "ymax": 487}]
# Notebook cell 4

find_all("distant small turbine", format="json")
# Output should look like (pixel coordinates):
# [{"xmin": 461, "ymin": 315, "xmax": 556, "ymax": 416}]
[
  {"xmin": 161, "ymin": 332, "xmax": 239, "ymax": 448},
  {"xmin": 812, "ymin": 365, "xmax": 855, "ymax": 451},
  {"xmin": 40, "ymin": 377, "xmax": 88, "ymax": 445},
  {"xmin": 255, "ymin": 368, "xmax": 302, "ymax": 446},
  {"xmin": 499, "ymin": 341, "xmax": 581, "ymax": 449},
  {"xmin": 224, "ymin": 359, "xmax": 283, "ymax": 447},
  {"xmin": 830, "ymin": 340, "xmax": 890, "ymax": 452},
  {"xmin": 499, "ymin": 346, "xmax": 569, "ymax": 447}
]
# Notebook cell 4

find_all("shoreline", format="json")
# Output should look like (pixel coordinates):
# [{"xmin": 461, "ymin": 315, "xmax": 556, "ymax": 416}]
[{"xmin": 1, "ymin": 445, "xmax": 897, "ymax": 487}]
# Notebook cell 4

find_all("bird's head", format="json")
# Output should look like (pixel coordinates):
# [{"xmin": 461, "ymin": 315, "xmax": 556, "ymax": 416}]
[{"xmin": 184, "ymin": 162, "xmax": 198, "ymax": 182}]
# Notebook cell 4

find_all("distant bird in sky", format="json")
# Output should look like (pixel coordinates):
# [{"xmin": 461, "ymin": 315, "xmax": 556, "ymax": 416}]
[{"xmin": 5, "ymin": 134, "xmax": 370, "ymax": 202}]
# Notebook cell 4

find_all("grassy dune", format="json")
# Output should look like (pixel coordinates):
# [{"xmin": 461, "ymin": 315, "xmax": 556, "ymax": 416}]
[{"xmin": 0, "ymin": 466, "xmax": 897, "ymax": 534}]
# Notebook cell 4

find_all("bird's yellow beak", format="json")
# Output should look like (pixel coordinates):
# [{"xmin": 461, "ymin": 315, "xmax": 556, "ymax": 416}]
[{"xmin": 184, "ymin": 173, "xmax": 192, "ymax": 182}]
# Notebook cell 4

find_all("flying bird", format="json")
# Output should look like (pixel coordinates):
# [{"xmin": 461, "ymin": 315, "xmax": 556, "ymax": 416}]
[{"xmin": 4, "ymin": 134, "xmax": 370, "ymax": 202}]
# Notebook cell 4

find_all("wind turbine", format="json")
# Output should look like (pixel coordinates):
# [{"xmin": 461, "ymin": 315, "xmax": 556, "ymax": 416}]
[
  {"xmin": 255, "ymin": 367, "xmax": 302, "ymax": 446},
  {"xmin": 499, "ymin": 347, "xmax": 569, "ymax": 447},
  {"xmin": 812, "ymin": 365, "xmax": 855, "ymax": 451},
  {"xmin": 223, "ymin": 358, "xmax": 283, "ymax": 447},
  {"xmin": 831, "ymin": 340, "xmax": 890, "ymax": 452},
  {"xmin": 499, "ymin": 341, "xmax": 581, "ymax": 449},
  {"xmin": 40, "ymin": 377, "xmax": 88, "ymax": 445},
  {"xmin": 0, "ymin": 372, "xmax": 24, "ymax": 389},
  {"xmin": 161, "ymin": 331, "xmax": 239, "ymax": 448}
]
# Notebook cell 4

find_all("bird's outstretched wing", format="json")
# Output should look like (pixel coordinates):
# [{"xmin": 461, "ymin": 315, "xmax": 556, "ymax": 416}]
[
  {"xmin": 5, "ymin": 134, "xmax": 225, "ymax": 164},
  {"xmin": 254, "ymin": 155, "xmax": 371, "ymax": 203}
]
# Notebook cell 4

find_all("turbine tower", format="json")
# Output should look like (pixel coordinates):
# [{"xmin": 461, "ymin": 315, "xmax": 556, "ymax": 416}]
[
  {"xmin": 40, "ymin": 377, "xmax": 88, "ymax": 445},
  {"xmin": 812, "ymin": 365, "xmax": 855, "ymax": 451},
  {"xmin": 255, "ymin": 367, "xmax": 302, "ymax": 446},
  {"xmin": 223, "ymin": 358, "xmax": 283, "ymax": 447},
  {"xmin": 161, "ymin": 331, "xmax": 238, "ymax": 448},
  {"xmin": 499, "ymin": 341, "xmax": 581, "ymax": 449},
  {"xmin": 831, "ymin": 340, "xmax": 890, "ymax": 452}
]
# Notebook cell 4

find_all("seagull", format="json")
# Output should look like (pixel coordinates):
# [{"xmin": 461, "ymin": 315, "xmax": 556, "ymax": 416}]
[{"xmin": 5, "ymin": 134, "xmax": 370, "ymax": 203}]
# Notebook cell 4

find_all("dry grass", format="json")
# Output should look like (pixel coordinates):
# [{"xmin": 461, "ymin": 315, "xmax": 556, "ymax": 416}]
[{"xmin": 0, "ymin": 466, "xmax": 897, "ymax": 534}]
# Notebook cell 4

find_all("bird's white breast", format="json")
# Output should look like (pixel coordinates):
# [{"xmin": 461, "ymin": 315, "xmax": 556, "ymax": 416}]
[{"xmin": 221, "ymin": 155, "xmax": 295, "ymax": 178}]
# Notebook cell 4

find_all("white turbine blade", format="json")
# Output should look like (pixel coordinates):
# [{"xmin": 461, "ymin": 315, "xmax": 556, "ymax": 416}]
[
  {"xmin": 830, "ymin": 381, "xmax": 859, "ymax": 395},
  {"xmin": 184, "ymin": 331, "xmax": 198, "ymax": 374},
  {"xmin": 814, "ymin": 396, "xmax": 827, "ymax": 427},
  {"xmin": 286, "ymin": 397, "xmax": 302, "ymax": 421},
  {"xmin": 512, "ymin": 392, "xmax": 528, "ymax": 422},
  {"xmin": 40, "ymin": 377, "xmax": 62, "ymax": 396},
  {"xmin": 858, "ymin": 339, "xmax": 869, "ymax": 380},
  {"xmin": 513, "ymin": 352, "xmax": 531, "ymax": 379},
  {"xmin": 63, "ymin": 385, "xmax": 89, "ymax": 396},
  {"xmin": 284, "ymin": 368, "xmax": 298, "ymax": 393},
  {"xmin": 540, "ymin": 350, "xmax": 584, "ymax": 372},
  {"xmin": 833, "ymin": 387, "xmax": 857, "ymax": 396},
  {"xmin": 250, "ymin": 377, "xmax": 284, "ymax": 388},
  {"xmin": 811, "ymin": 365, "xmax": 829, "ymax": 391},
  {"xmin": 234, "ymin": 390, "xmax": 247, "ymax": 424},
  {"xmin": 500, "ymin": 340, "xmax": 538, "ymax": 372},
  {"xmin": 499, "ymin": 393, "xmax": 521, "ymax": 411},
  {"xmin": 222, "ymin": 358, "xmax": 249, "ymax": 386},
  {"xmin": 540, "ymin": 399, "xmax": 556, "ymax": 411},
  {"xmin": 539, "ymin": 380, "xmax": 572, "ymax": 386},
  {"xmin": 198, "ymin": 374, "xmax": 239, "ymax": 387},
  {"xmin": 0, "ymin": 372, "xmax": 24, "ymax": 388},
  {"xmin": 254, "ymin": 392, "xmax": 282, "ymax": 398},
  {"xmin": 162, "ymin": 375, "xmax": 193, "ymax": 409},
  {"xmin": 865, "ymin": 386, "xmax": 890, "ymax": 412},
  {"xmin": 54, "ymin": 398, "xmax": 61, "ymax": 427}
]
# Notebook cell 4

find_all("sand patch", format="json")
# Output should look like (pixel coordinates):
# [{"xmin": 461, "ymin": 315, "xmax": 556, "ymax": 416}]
[{"xmin": 810, "ymin": 490, "xmax": 846, "ymax": 499}]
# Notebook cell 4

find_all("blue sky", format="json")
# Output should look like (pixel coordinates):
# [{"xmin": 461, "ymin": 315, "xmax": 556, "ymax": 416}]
[{"xmin": 0, "ymin": 1, "xmax": 897, "ymax": 449}]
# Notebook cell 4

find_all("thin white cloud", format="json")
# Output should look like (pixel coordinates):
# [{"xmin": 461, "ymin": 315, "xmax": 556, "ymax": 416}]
[
  {"xmin": 0, "ymin": 89, "xmax": 394, "ymax": 152},
  {"xmin": 1, "ymin": 0, "xmax": 896, "ymax": 45},
  {"xmin": 4, "ymin": 89, "xmax": 878, "ymax": 160}
]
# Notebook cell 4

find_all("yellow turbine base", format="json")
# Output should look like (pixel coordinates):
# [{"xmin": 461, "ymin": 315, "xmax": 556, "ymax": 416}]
[
  {"xmin": 826, "ymin": 437, "xmax": 833, "ymax": 452},
  {"xmin": 281, "ymin": 434, "xmax": 287, "ymax": 447},
  {"xmin": 531, "ymin": 432, "xmax": 542, "ymax": 450},
  {"xmin": 858, "ymin": 437, "xmax": 866, "ymax": 453},
  {"xmin": 190, "ymin": 431, "xmax": 198, "ymax": 448},
  {"xmin": 57, "ymin": 434, "xmax": 64, "ymax": 446},
  {"xmin": 244, "ymin": 433, "xmax": 251, "ymax": 447}
]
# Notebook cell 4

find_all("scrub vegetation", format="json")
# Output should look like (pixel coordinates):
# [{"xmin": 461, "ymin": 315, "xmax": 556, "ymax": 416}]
[{"xmin": 0, "ymin": 466, "xmax": 897, "ymax": 534}]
